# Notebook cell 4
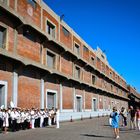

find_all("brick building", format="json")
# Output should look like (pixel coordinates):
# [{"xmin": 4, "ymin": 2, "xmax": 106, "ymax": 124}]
[{"xmin": 0, "ymin": 0, "xmax": 132, "ymax": 121}]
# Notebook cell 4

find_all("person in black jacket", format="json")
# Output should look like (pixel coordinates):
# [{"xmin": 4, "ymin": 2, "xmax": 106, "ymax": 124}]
[{"xmin": 129, "ymin": 106, "xmax": 136, "ymax": 130}]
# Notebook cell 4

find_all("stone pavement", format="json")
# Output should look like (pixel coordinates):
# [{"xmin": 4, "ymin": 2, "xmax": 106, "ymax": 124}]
[{"xmin": 0, "ymin": 117, "xmax": 140, "ymax": 140}]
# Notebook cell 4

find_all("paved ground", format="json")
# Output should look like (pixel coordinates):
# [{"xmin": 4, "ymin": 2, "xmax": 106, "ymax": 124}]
[{"xmin": 0, "ymin": 117, "xmax": 140, "ymax": 140}]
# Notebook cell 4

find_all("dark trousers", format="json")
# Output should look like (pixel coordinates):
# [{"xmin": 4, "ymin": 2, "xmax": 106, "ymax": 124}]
[
  {"xmin": 0, "ymin": 119, "xmax": 3, "ymax": 129},
  {"xmin": 43, "ymin": 117, "xmax": 48, "ymax": 127},
  {"xmin": 12, "ymin": 120, "xmax": 17, "ymax": 132},
  {"xmin": 123, "ymin": 117, "xmax": 127, "ymax": 126}
]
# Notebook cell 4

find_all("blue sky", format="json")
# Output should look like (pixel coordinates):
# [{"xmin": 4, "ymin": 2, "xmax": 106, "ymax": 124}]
[{"xmin": 43, "ymin": 0, "xmax": 140, "ymax": 93}]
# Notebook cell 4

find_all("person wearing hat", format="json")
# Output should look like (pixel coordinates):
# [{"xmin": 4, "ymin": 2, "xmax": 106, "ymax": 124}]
[{"xmin": 111, "ymin": 107, "xmax": 120, "ymax": 139}]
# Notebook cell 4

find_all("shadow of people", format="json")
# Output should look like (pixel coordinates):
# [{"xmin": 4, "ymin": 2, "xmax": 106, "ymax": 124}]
[{"xmin": 81, "ymin": 134, "xmax": 113, "ymax": 138}]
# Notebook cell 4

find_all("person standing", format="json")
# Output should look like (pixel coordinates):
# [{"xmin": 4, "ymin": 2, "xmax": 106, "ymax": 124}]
[
  {"xmin": 129, "ymin": 106, "xmax": 136, "ymax": 130},
  {"xmin": 55, "ymin": 108, "xmax": 60, "ymax": 129},
  {"xmin": 136, "ymin": 107, "xmax": 140, "ymax": 131},
  {"xmin": 0, "ymin": 108, "xmax": 3, "ymax": 130},
  {"xmin": 11, "ymin": 108, "xmax": 17, "ymax": 132},
  {"xmin": 2, "ymin": 109, "xmax": 9, "ymax": 134},
  {"xmin": 120, "ymin": 107, "xmax": 127, "ymax": 127},
  {"xmin": 111, "ymin": 107, "xmax": 120, "ymax": 139},
  {"xmin": 30, "ymin": 108, "xmax": 35, "ymax": 129}
]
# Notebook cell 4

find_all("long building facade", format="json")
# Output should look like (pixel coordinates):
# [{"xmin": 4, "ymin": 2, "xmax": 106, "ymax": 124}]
[{"xmin": 0, "ymin": 0, "xmax": 131, "ymax": 121}]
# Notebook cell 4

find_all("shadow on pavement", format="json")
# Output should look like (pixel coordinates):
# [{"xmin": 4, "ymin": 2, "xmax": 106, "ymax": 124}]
[{"xmin": 81, "ymin": 134, "xmax": 113, "ymax": 138}]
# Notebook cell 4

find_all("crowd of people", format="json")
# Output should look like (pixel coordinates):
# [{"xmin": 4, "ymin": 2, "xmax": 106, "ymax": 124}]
[
  {"xmin": 109, "ymin": 106, "xmax": 140, "ymax": 139},
  {"xmin": 0, "ymin": 107, "xmax": 60, "ymax": 134}
]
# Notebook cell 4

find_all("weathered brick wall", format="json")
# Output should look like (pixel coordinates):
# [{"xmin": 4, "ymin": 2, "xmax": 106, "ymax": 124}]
[
  {"xmin": 99, "ymin": 95, "xmax": 103, "ymax": 109},
  {"xmin": 73, "ymin": 36, "xmax": 82, "ymax": 56},
  {"xmin": 17, "ymin": 34, "xmax": 41, "ymax": 62},
  {"xmin": 9, "ymin": 0, "xmax": 15, "ymax": 10},
  {"xmin": 62, "ymin": 82, "xmax": 73, "ymax": 109},
  {"xmin": 83, "ymin": 46, "xmax": 89, "ymax": 61},
  {"xmin": 85, "ymin": 91, "xmax": 92, "ymax": 109},
  {"xmin": 18, "ymin": 75, "xmax": 40, "ymax": 108},
  {"xmin": 60, "ymin": 25, "xmax": 72, "ymax": 50},
  {"xmin": 61, "ymin": 55, "xmax": 73, "ymax": 76},
  {"xmin": 83, "ymin": 69, "xmax": 91, "ymax": 84},
  {"xmin": 0, "ymin": 17, "xmax": 15, "ymax": 52},
  {"xmin": 17, "ymin": 0, "xmax": 41, "ymax": 28},
  {"xmin": 43, "ymin": 10, "xmax": 59, "ymax": 40}
]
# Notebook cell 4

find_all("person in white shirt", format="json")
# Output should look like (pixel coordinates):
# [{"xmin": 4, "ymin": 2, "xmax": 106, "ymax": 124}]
[
  {"xmin": 25, "ymin": 109, "xmax": 31, "ymax": 129},
  {"xmin": 30, "ymin": 108, "xmax": 35, "ymax": 129},
  {"xmin": 40, "ymin": 109, "xmax": 44, "ymax": 128},
  {"xmin": 55, "ymin": 108, "xmax": 60, "ymax": 129},
  {"xmin": 11, "ymin": 108, "xmax": 17, "ymax": 132},
  {"xmin": 2, "ymin": 109, "xmax": 9, "ymax": 134},
  {"xmin": 21, "ymin": 109, "xmax": 26, "ymax": 130}
]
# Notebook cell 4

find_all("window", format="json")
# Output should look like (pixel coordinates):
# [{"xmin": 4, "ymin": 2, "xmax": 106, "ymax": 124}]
[
  {"xmin": 75, "ymin": 66, "xmax": 80, "ymax": 79},
  {"xmin": 111, "ymin": 85, "xmax": 113, "ymax": 91},
  {"xmin": 83, "ymin": 46, "xmax": 88, "ymax": 52},
  {"xmin": 110, "ymin": 72, "xmax": 112, "ymax": 78},
  {"xmin": 27, "ymin": 0, "xmax": 36, "ymax": 9},
  {"xmin": 0, "ymin": 85, "xmax": 5, "ymax": 107},
  {"xmin": 76, "ymin": 96, "xmax": 82, "ymax": 112},
  {"xmin": 0, "ymin": 26, "xmax": 6, "ymax": 48},
  {"xmin": 0, "ymin": 81, "xmax": 7, "ymax": 108},
  {"xmin": 91, "ymin": 57, "xmax": 95, "ymax": 65},
  {"xmin": 101, "ymin": 54, "xmax": 105, "ymax": 59},
  {"xmin": 92, "ymin": 75, "xmax": 96, "ymax": 85},
  {"xmin": 74, "ymin": 43, "xmax": 80, "ymax": 55},
  {"xmin": 116, "ymin": 87, "xmax": 118, "ymax": 93},
  {"xmin": 120, "ymin": 79, "xmax": 122, "ymax": 85},
  {"xmin": 47, "ymin": 91, "xmax": 57, "ymax": 109},
  {"xmin": 97, "ymin": 57, "xmax": 100, "ymax": 62},
  {"xmin": 47, "ymin": 20, "xmax": 56, "ymax": 38},
  {"xmin": 47, "ymin": 51, "xmax": 55, "ymax": 69},
  {"xmin": 92, "ymin": 99, "xmax": 97, "ymax": 111},
  {"xmin": 0, "ymin": 0, "xmax": 7, "ymax": 4},
  {"xmin": 62, "ymin": 26, "xmax": 69, "ymax": 37}
]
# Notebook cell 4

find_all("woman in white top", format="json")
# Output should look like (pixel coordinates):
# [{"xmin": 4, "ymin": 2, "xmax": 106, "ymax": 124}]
[{"xmin": 2, "ymin": 109, "xmax": 9, "ymax": 134}]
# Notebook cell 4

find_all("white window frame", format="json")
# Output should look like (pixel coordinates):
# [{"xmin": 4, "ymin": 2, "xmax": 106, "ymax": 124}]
[
  {"xmin": 46, "ymin": 49, "xmax": 57, "ymax": 69},
  {"xmin": 46, "ymin": 18, "xmax": 56, "ymax": 39},
  {"xmin": 75, "ymin": 95, "xmax": 82, "ymax": 112},
  {"xmin": 0, "ymin": 81, "xmax": 8, "ymax": 108},
  {"xmin": 75, "ymin": 65, "xmax": 81, "ymax": 79},
  {"xmin": 46, "ymin": 89, "xmax": 58, "ymax": 109},
  {"xmin": 73, "ymin": 41, "xmax": 80, "ymax": 55},
  {"xmin": 92, "ymin": 98, "xmax": 97, "ymax": 111}
]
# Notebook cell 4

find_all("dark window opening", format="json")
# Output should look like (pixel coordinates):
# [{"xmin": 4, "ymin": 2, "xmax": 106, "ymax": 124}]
[
  {"xmin": 83, "ymin": 46, "xmax": 88, "ymax": 52},
  {"xmin": 97, "ymin": 57, "xmax": 100, "ymax": 62},
  {"xmin": 91, "ymin": 57, "xmax": 95, "ymax": 65},
  {"xmin": 47, "ymin": 21, "xmax": 55, "ymax": 38},
  {"xmin": 0, "ymin": 26, "xmax": 6, "ymax": 48},
  {"xmin": 74, "ymin": 43, "xmax": 80, "ymax": 55},
  {"xmin": 92, "ymin": 75, "xmax": 96, "ymax": 85},
  {"xmin": 75, "ymin": 66, "xmax": 80, "ymax": 79},
  {"xmin": 76, "ymin": 96, "xmax": 82, "ymax": 112},
  {"xmin": 62, "ymin": 26, "xmax": 69, "ymax": 37},
  {"xmin": 47, "ymin": 51, "xmax": 55, "ymax": 69}
]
